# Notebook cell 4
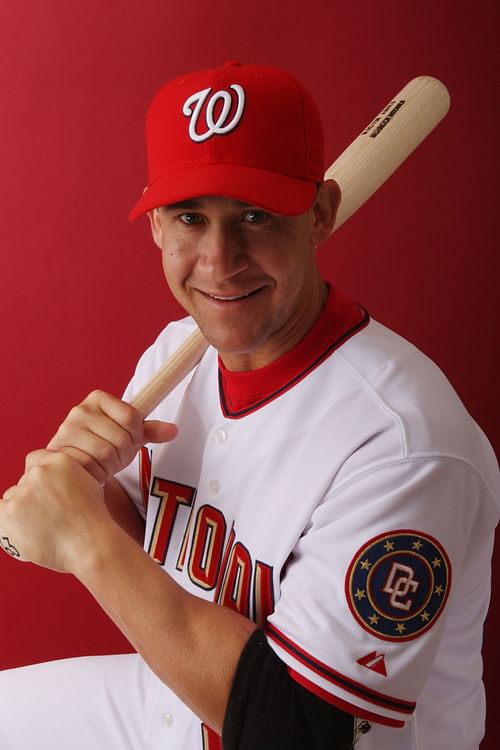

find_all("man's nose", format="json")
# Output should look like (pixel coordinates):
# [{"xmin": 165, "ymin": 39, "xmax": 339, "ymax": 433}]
[{"xmin": 198, "ymin": 223, "xmax": 249, "ymax": 279}]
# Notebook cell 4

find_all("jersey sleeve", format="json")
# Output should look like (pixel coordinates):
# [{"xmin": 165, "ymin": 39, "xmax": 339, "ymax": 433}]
[
  {"xmin": 265, "ymin": 455, "xmax": 496, "ymax": 727},
  {"xmin": 223, "ymin": 628, "xmax": 356, "ymax": 750}
]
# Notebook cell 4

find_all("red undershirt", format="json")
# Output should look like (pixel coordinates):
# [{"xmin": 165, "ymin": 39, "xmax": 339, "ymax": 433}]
[{"xmin": 218, "ymin": 286, "xmax": 369, "ymax": 418}]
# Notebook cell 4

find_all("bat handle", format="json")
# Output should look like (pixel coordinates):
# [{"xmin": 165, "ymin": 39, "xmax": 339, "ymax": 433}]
[{"xmin": 129, "ymin": 327, "xmax": 209, "ymax": 418}]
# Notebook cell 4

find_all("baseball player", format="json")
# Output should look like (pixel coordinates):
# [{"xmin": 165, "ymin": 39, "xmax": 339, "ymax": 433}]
[{"xmin": 0, "ymin": 62, "xmax": 498, "ymax": 750}]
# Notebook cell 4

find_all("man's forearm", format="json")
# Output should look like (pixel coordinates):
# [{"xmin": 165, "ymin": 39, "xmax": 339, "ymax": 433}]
[
  {"xmin": 75, "ymin": 519, "xmax": 257, "ymax": 734},
  {"xmin": 104, "ymin": 478, "xmax": 145, "ymax": 544}
]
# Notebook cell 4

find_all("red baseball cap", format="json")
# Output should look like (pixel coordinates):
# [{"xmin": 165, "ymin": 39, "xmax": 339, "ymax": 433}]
[{"xmin": 129, "ymin": 62, "xmax": 324, "ymax": 220}]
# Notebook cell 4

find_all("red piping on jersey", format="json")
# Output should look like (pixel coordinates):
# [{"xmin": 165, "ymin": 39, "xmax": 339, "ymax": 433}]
[
  {"xmin": 218, "ymin": 286, "xmax": 370, "ymax": 418},
  {"xmin": 266, "ymin": 623, "xmax": 415, "ymax": 720},
  {"xmin": 288, "ymin": 669, "xmax": 405, "ymax": 728}
]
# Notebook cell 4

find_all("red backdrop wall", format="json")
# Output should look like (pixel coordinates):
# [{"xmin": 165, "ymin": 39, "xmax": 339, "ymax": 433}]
[{"xmin": 0, "ymin": 1, "xmax": 498, "ymax": 745}]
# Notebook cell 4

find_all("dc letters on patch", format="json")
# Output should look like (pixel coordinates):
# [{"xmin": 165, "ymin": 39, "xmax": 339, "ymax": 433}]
[{"xmin": 346, "ymin": 530, "xmax": 451, "ymax": 641}]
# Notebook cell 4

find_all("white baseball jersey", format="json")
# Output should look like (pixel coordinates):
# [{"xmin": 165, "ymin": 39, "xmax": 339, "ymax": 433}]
[{"xmin": 115, "ymin": 286, "xmax": 499, "ymax": 750}]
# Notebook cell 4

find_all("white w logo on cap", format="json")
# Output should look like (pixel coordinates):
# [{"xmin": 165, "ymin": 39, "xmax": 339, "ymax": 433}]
[{"xmin": 183, "ymin": 85, "xmax": 245, "ymax": 143}]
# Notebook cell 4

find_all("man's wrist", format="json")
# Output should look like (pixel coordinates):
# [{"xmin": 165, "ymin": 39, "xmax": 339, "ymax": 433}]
[{"xmin": 66, "ymin": 515, "xmax": 137, "ymax": 581}]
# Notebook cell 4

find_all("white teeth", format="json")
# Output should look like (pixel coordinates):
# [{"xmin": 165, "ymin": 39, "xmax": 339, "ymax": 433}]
[{"xmin": 209, "ymin": 292, "xmax": 251, "ymax": 301}]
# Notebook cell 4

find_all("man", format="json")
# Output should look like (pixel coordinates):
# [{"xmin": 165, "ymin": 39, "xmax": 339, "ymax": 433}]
[{"xmin": 0, "ymin": 62, "xmax": 498, "ymax": 750}]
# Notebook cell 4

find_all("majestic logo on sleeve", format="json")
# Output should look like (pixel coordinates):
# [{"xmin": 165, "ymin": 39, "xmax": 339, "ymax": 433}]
[
  {"xmin": 183, "ymin": 84, "xmax": 245, "ymax": 143},
  {"xmin": 346, "ymin": 530, "xmax": 451, "ymax": 641}
]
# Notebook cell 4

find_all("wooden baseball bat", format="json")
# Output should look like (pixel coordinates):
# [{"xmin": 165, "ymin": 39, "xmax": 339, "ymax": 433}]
[{"xmin": 130, "ymin": 76, "xmax": 450, "ymax": 417}]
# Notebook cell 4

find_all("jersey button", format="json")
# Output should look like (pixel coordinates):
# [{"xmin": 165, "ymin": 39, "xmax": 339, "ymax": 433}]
[
  {"xmin": 209, "ymin": 480, "xmax": 220, "ymax": 495},
  {"xmin": 215, "ymin": 429, "xmax": 227, "ymax": 444},
  {"xmin": 161, "ymin": 712, "xmax": 174, "ymax": 727}
]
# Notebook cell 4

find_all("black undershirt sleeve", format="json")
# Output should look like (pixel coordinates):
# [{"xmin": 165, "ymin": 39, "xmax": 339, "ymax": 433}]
[{"xmin": 222, "ymin": 629, "xmax": 356, "ymax": 750}]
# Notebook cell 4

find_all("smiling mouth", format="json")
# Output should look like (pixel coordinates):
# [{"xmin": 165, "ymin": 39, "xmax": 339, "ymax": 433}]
[{"xmin": 203, "ymin": 288, "xmax": 264, "ymax": 302}]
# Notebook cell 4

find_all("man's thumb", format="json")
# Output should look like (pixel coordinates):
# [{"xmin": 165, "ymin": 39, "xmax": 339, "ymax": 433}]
[{"xmin": 143, "ymin": 420, "xmax": 178, "ymax": 444}]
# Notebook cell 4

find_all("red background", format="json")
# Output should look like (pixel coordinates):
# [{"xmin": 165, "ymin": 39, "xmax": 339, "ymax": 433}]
[{"xmin": 0, "ymin": 1, "xmax": 498, "ymax": 745}]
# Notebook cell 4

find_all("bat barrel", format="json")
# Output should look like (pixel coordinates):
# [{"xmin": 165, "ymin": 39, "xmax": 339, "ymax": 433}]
[{"xmin": 326, "ymin": 76, "xmax": 451, "ymax": 231}]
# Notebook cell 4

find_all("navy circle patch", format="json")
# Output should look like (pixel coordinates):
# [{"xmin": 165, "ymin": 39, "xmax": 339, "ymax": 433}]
[{"xmin": 345, "ymin": 530, "xmax": 451, "ymax": 642}]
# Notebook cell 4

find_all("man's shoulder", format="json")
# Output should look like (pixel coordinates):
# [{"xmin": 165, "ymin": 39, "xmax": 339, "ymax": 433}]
[
  {"xmin": 336, "ymin": 318, "xmax": 459, "ymax": 403},
  {"xmin": 339, "ymin": 318, "xmax": 437, "ymax": 372},
  {"xmin": 328, "ymin": 319, "xmax": 498, "ymax": 488}
]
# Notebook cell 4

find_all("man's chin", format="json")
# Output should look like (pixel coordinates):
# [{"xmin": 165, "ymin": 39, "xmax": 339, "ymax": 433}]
[{"xmin": 200, "ymin": 327, "xmax": 273, "ymax": 370}]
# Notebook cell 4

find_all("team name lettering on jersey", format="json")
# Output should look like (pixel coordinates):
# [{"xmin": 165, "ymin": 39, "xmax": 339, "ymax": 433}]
[
  {"xmin": 148, "ymin": 477, "xmax": 197, "ymax": 565},
  {"xmin": 147, "ymin": 478, "xmax": 276, "ymax": 626},
  {"xmin": 139, "ymin": 446, "xmax": 152, "ymax": 513},
  {"xmin": 201, "ymin": 723, "xmax": 221, "ymax": 750}
]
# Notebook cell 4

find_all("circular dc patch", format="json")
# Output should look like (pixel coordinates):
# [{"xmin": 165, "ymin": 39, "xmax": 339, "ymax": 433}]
[{"xmin": 345, "ymin": 530, "xmax": 451, "ymax": 642}]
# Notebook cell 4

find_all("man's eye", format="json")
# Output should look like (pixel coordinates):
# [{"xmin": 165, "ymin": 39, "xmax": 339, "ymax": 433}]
[
  {"xmin": 244, "ymin": 210, "xmax": 268, "ymax": 224},
  {"xmin": 179, "ymin": 213, "xmax": 202, "ymax": 224}
]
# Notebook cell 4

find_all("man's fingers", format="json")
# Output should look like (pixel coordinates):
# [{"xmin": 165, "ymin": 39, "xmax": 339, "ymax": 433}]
[
  {"xmin": 25, "ymin": 449, "xmax": 57, "ymax": 472},
  {"xmin": 51, "ymin": 446, "xmax": 108, "ymax": 486},
  {"xmin": 85, "ymin": 390, "xmax": 145, "ymax": 443},
  {"xmin": 49, "ymin": 391, "xmax": 143, "ymax": 445},
  {"xmin": 49, "ymin": 408, "xmax": 137, "ymax": 457},
  {"xmin": 26, "ymin": 445, "xmax": 107, "ymax": 485},
  {"xmin": 143, "ymin": 420, "xmax": 178, "ymax": 444},
  {"xmin": 47, "ymin": 391, "xmax": 146, "ymax": 479},
  {"xmin": 43, "ymin": 391, "xmax": 178, "ymax": 484},
  {"xmin": 2, "ymin": 483, "xmax": 18, "ymax": 501}
]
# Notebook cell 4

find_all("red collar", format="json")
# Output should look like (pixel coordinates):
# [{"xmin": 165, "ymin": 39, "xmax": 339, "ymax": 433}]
[{"xmin": 218, "ymin": 287, "xmax": 369, "ymax": 418}]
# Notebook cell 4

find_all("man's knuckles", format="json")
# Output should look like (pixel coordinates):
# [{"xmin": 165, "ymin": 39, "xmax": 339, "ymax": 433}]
[
  {"xmin": 55, "ymin": 396, "xmax": 143, "ymax": 447},
  {"xmin": 86, "ymin": 391, "xmax": 143, "ymax": 433},
  {"xmin": 54, "ymin": 447, "xmax": 107, "ymax": 484},
  {"xmin": 25, "ymin": 448, "xmax": 56, "ymax": 471},
  {"xmin": 27, "ymin": 451, "xmax": 73, "ymax": 478},
  {"xmin": 79, "ymin": 431, "xmax": 138, "ymax": 474}
]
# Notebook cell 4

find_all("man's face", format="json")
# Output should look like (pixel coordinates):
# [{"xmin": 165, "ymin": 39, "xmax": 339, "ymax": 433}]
[{"xmin": 149, "ymin": 183, "xmax": 338, "ymax": 370}]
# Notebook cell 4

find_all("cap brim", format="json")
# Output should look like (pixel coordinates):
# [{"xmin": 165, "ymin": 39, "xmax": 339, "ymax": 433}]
[{"xmin": 129, "ymin": 163, "xmax": 318, "ymax": 220}]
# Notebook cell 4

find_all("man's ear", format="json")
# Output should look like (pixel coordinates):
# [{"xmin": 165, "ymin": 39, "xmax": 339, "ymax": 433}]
[
  {"xmin": 310, "ymin": 179, "xmax": 341, "ymax": 247},
  {"xmin": 147, "ymin": 208, "xmax": 164, "ymax": 249}
]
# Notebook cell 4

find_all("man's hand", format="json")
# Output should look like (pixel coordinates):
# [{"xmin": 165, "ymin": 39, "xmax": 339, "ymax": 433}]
[
  {"xmin": 46, "ymin": 390, "xmax": 177, "ymax": 484},
  {"xmin": 0, "ymin": 451, "xmax": 113, "ymax": 571},
  {"xmin": 0, "ymin": 391, "xmax": 177, "ymax": 565}
]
